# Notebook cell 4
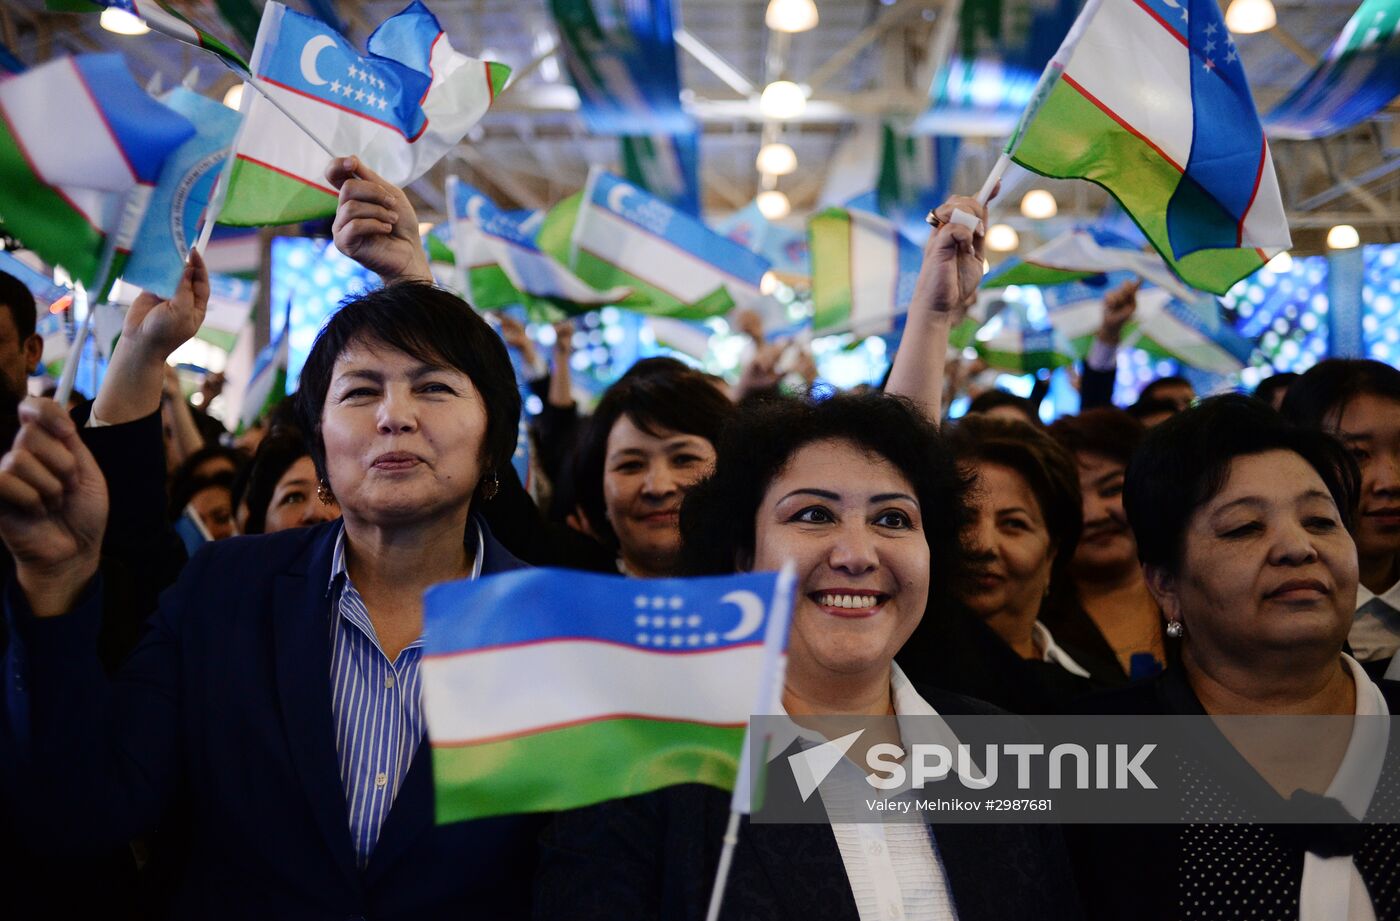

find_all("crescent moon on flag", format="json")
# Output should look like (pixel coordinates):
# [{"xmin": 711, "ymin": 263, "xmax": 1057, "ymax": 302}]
[
  {"xmin": 720, "ymin": 590, "xmax": 766, "ymax": 642},
  {"xmin": 300, "ymin": 35, "xmax": 335, "ymax": 86},
  {"xmin": 606, "ymin": 183, "xmax": 633, "ymax": 214}
]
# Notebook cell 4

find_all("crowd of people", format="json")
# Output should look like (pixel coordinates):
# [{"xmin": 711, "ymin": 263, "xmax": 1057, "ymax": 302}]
[{"xmin": 0, "ymin": 161, "xmax": 1396, "ymax": 920}]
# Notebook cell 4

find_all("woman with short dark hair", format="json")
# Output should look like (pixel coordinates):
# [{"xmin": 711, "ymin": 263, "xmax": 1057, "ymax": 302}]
[
  {"xmin": 571, "ymin": 367, "xmax": 734, "ymax": 577},
  {"xmin": 1070, "ymin": 395, "xmax": 1400, "ymax": 921},
  {"xmin": 1282, "ymin": 358, "xmax": 1400, "ymax": 678},
  {"xmin": 0, "ymin": 267, "xmax": 541, "ymax": 914},
  {"xmin": 1048, "ymin": 408, "xmax": 1162, "ymax": 678},
  {"xmin": 238, "ymin": 429, "xmax": 340, "ymax": 535},
  {"xmin": 537, "ymin": 391, "xmax": 1081, "ymax": 921}
]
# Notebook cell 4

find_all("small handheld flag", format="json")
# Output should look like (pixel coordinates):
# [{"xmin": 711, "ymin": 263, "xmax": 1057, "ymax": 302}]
[{"xmin": 421, "ymin": 568, "xmax": 796, "ymax": 823}]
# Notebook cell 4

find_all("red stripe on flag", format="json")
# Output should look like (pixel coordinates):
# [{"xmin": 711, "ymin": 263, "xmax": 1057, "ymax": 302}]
[
  {"xmin": 234, "ymin": 153, "xmax": 338, "ymax": 195},
  {"xmin": 0, "ymin": 102, "xmax": 105, "ymax": 235},
  {"xmin": 69, "ymin": 58, "xmax": 139, "ymax": 186},
  {"xmin": 423, "ymin": 635, "xmax": 764, "ymax": 661},
  {"xmin": 1062, "ymin": 73, "xmax": 1185, "ymax": 174},
  {"xmin": 431, "ymin": 711, "xmax": 748, "ymax": 749},
  {"xmin": 1131, "ymin": 0, "xmax": 1188, "ymax": 47},
  {"xmin": 259, "ymin": 75, "xmax": 429, "ymax": 143},
  {"xmin": 1237, "ymin": 140, "xmax": 1268, "ymax": 249},
  {"xmin": 484, "ymin": 60, "xmax": 495, "ymax": 102}
]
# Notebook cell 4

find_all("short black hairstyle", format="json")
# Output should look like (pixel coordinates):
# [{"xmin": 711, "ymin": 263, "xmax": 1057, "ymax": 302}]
[
  {"xmin": 241, "ymin": 429, "xmax": 313, "ymax": 534},
  {"xmin": 295, "ymin": 282, "xmax": 521, "ymax": 501},
  {"xmin": 1253, "ymin": 371, "xmax": 1299, "ymax": 408},
  {"xmin": 573, "ymin": 366, "xmax": 734, "ymax": 548},
  {"xmin": 1124, "ymin": 394, "xmax": 1360, "ymax": 576},
  {"xmin": 1139, "ymin": 375, "xmax": 1194, "ymax": 402},
  {"xmin": 0, "ymin": 270, "xmax": 37, "ymax": 341},
  {"xmin": 1048, "ymin": 407, "xmax": 1146, "ymax": 468},
  {"xmin": 1280, "ymin": 359, "xmax": 1400, "ymax": 431},
  {"xmin": 680, "ymin": 392, "xmax": 973, "ymax": 618},
  {"xmin": 966, "ymin": 389, "xmax": 1042, "ymax": 426},
  {"xmin": 946, "ymin": 413, "xmax": 1083, "ymax": 587}
]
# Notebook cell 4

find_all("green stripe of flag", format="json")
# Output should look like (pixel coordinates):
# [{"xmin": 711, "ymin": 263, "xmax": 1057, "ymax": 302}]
[
  {"xmin": 808, "ymin": 208, "xmax": 853, "ymax": 332},
  {"xmin": 433, "ymin": 718, "xmax": 745, "ymax": 824},
  {"xmin": 984, "ymin": 261, "xmax": 1094, "ymax": 289},
  {"xmin": 0, "ymin": 122, "xmax": 104, "ymax": 286},
  {"xmin": 1011, "ymin": 79, "xmax": 1264, "ymax": 295},
  {"xmin": 216, "ymin": 157, "xmax": 337, "ymax": 227}
]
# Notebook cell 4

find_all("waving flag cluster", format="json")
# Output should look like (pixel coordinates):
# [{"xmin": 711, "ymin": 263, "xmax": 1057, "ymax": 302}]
[
  {"xmin": 1005, "ymin": 0, "xmax": 1289, "ymax": 294},
  {"xmin": 444, "ymin": 177, "xmax": 629, "ymax": 317},
  {"xmin": 218, "ymin": 1, "xmax": 509, "ymax": 226},
  {"xmin": 0, "ymin": 54, "xmax": 193, "ymax": 290},
  {"xmin": 537, "ymin": 169, "xmax": 773, "ymax": 320},
  {"xmin": 423, "ymin": 568, "xmax": 794, "ymax": 822}
]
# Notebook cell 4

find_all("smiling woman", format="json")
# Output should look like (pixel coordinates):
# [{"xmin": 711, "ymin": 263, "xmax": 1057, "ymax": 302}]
[{"xmin": 537, "ymin": 392, "xmax": 1084, "ymax": 921}]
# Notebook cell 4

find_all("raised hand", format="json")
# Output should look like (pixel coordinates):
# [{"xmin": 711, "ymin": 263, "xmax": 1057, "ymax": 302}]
[
  {"xmin": 327, "ymin": 156, "xmax": 433, "ymax": 284},
  {"xmin": 910, "ymin": 188, "xmax": 998, "ymax": 324},
  {"xmin": 0, "ymin": 398, "xmax": 108, "ymax": 617},
  {"xmin": 94, "ymin": 251, "xmax": 210, "ymax": 426},
  {"xmin": 124, "ymin": 249, "xmax": 210, "ymax": 361},
  {"xmin": 1097, "ymin": 278, "xmax": 1142, "ymax": 346}
]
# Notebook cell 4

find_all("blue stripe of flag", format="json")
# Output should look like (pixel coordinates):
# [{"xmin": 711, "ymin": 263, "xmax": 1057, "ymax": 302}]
[
  {"xmin": 260, "ymin": 5, "xmax": 430, "ymax": 140},
  {"xmin": 451, "ymin": 180, "xmax": 537, "ymax": 250},
  {"xmin": 1166, "ymin": 0, "xmax": 1267, "ymax": 258},
  {"xmin": 424, "ymin": 568, "xmax": 782, "ymax": 657},
  {"xmin": 73, "ymin": 54, "xmax": 194, "ymax": 185},
  {"xmin": 589, "ymin": 173, "xmax": 771, "ymax": 288}
]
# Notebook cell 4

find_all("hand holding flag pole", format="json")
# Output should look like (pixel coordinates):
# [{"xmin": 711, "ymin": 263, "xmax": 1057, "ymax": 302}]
[{"xmin": 704, "ymin": 560, "xmax": 797, "ymax": 921}]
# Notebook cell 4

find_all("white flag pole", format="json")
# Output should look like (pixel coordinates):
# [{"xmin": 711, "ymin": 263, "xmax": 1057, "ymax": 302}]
[
  {"xmin": 704, "ymin": 560, "xmax": 797, "ymax": 921},
  {"xmin": 942, "ymin": 0, "xmax": 1106, "ymax": 226},
  {"xmin": 53, "ymin": 284, "xmax": 90, "ymax": 408},
  {"xmin": 446, "ymin": 174, "xmax": 469, "ymax": 299}
]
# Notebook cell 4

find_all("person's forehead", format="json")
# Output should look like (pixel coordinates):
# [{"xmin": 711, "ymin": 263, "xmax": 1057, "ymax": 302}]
[
  {"xmin": 1338, "ymin": 393, "xmax": 1400, "ymax": 433},
  {"xmin": 771, "ymin": 440, "xmax": 915, "ymax": 498}
]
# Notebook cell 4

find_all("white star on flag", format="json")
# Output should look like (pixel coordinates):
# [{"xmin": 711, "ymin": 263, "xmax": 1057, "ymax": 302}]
[
  {"xmin": 1226, "ymin": 48, "xmax": 1238, "ymax": 63},
  {"xmin": 366, "ymin": 92, "xmax": 379, "ymax": 108},
  {"xmin": 355, "ymin": 88, "xmax": 366, "ymax": 102},
  {"xmin": 1205, "ymin": 21, "xmax": 1217, "ymax": 35},
  {"xmin": 377, "ymin": 97, "xmax": 388, "ymax": 110},
  {"xmin": 1180, "ymin": 7, "xmax": 1189, "ymax": 20},
  {"xmin": 347, "ymin": 64, "xmax": 358, "ymax": 80},
  {"xmin": 1203, "ymin": 58, "xmax": 1215, "ymax": 72},
  {"xmin": 1205, "ymin": 39, "xmax": 1216, "ymax": 53},
  {"xmin": 341, "ymin": 82, "xmax": 353, "ymax": 96},
  {"xmin": 329, "ymin": 79, "xmax": 341, "ymax": 94}
]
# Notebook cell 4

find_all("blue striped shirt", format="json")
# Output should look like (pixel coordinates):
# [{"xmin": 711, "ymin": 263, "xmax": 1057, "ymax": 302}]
[{"xmin": 327, "ymin": 521, "xmax": 483, "ymax": 866}]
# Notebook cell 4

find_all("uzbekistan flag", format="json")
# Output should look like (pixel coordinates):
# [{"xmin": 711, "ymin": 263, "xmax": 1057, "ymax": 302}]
[
  {"xmin": 808, "ymin": 206, "xmax": 922, "ymax": 336},
  {"xmin": 46, "ymin": 1, "xmax": 250, "ymax": 71},
  {"xmin": 238, "ymin": 317, "xmax": 289, "ymax": 431},
  {"xmin": 1265, "ymin": 0, "xmax": 1400, "ymax": 140},
  {"xmin": 218, "ymin": 1, "xmax": 509, "ymax": 226},
  {"xmin": 536, "ymin": 169, "xmax": 773, "ymax": 320},
  {"xmin": 0, "ymin": 54, "xmax": 193, "ymax": 288},
  {"xmin": 1132, "ymin": 288, "xmax": 1255, "ymax": 374},
  {"xmin": 974, "ymin": 302, "xmax": 1078, "ymax": 372},
  {"xmin": 445, "ymin": 176, "xmax": 630, "ymax": 315},
  {"xmin": 422, "ymin": 568, "xmax": 794, "ymax": 823},
  {"xmin": 1005, "ymin": 0, "xmax": 1290, "ymax": 295}
]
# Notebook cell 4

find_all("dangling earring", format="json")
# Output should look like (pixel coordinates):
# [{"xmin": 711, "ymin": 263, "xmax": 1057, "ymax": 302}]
[
  {"xmin": 482, "ymin": 470, "xmax": 500, "ymax": 501},
  {"xmin": 317, "ymin": 480, "xmax": 335, "ymax": 505},
  {"xmin": 1165, "ymin": 620, "xmax": 1184, "ymax": 639}
]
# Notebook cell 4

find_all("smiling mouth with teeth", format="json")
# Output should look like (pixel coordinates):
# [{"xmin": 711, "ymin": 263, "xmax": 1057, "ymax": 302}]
[{"xmin": 811, "ymin": 592, "xmax": 888, "ymax": 611}]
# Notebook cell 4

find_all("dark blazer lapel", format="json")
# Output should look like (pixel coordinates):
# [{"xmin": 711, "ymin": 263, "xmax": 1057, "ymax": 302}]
[
  {"xmin": 272, "ymin": 524, "xmax": 361, "ymax": 890},
  {"xmin": 739, "ymin": 819, "xmax": 858, "ymax": 921}
]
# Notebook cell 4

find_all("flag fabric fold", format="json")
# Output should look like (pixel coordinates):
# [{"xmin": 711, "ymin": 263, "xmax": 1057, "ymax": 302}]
[
  {"xmin": 46, "ymin": 0, "xmax": 250, "ymax": 71},
  {"xmin": 218, "ymin": 0, "xmax": 508, "ymax": 227},
  {"xmin": 422, "ymin": 568, "xmax": 792, "ymax": 823},
  {"xmin": 536, "ymin": 170, "xmax": 772, "ymax": 320},
  {"xmin": 239, "ymin": 318, "xmax": 289, "ymax": 430},
  {"xmin": 1004, "ymin": 0, "xmax": 1289, "ymax": 294},
  {"xmin": 1265, "ymin": 0, "xmax": 1400, "ymax": 140},
  {"xmin": 444, "ymin": 177, "xmax": 630, "ymax": 316},
  {"xmin": 123, "ymin": 87, "xmax": 243, "ymax": 298},
  {"xmin": 0, "ymin": 54, "xmax": 193, "ymax": 288},
  {"xmin": 808, "ymin": 206, "xmax": 922, "ymax": 336}
]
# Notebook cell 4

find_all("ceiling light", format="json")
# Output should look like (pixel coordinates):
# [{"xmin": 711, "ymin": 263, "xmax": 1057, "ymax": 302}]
[
  {"xmin": 1265, "ymin": 251, "xmax": 1292, "ymax": 273},
  {"xmin": 760, "ymin": 271, "xmax": 780, "ymax": 296},
  {"xmin": 986, "ymin": 224, "xmax": 1020, "ymax": 252},
  {"xmin": 765, "ymin": 0, "xmax": 819, "ymax": 33},
  {"xmin": 222, "ymin": 84, "xmax": 244, "ymax": 111},
  {"xmin": 1020, "ymin": 189, "xmax": 1057, "ymax": 219},
  {"xmin": 1327, "ymin": 224, "xmax": 1360, "ymax": 250},
  {"xmin": 756, "ymin": 142, "xmax": 798, "ymax": 176},
  {"xmin": 100, "ymin": 8, "xmax": 150, "ymax": 35},
  {"xmin": 759, "ymin": 81, "xmax": 807, "ymax": 120},
  {"xmin": 1224, "ymin": 0, "xmax": 1276, "ymax": 34},
  {"xmin": 757, "ymin": 190, "xmax": 791, "ymax": 220}
]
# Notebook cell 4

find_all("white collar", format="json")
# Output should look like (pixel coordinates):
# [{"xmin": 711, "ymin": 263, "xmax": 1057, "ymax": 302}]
[
  {"xmin": 767, "ymin": 662, "xmax": 941, "ymax": 758},
  {"xmin": 1355, "ymin": 574, "xmax": 1400, "ymax": 612},
  {"xmin": 1031, "ymin": 621, "xmax": 1093, "ymax": 679}
]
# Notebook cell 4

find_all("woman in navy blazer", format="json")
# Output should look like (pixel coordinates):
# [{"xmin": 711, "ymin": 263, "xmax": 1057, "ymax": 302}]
[{"xmin": 0, "ymin": 160, "xmax": 541, "ymax": 919}]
